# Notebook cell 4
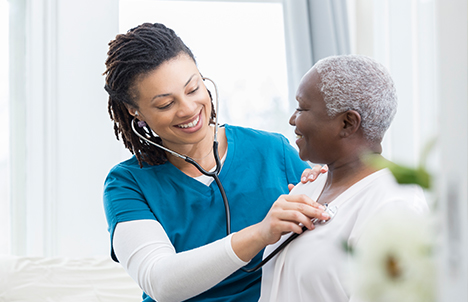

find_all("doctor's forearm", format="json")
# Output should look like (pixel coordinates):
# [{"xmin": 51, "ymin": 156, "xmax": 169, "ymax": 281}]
[
  {"xmin": 113, "ymin": 220, "xmax": 248, "ymax": 302},
  {"xmin": 231, "ymin": 224, "xmax": 269, "ymax": 262}
]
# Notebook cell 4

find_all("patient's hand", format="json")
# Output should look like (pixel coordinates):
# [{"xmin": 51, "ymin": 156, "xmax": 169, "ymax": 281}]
[{"xmin": 288, "ymin": 165, "xmax": 328, "ymax": 192}]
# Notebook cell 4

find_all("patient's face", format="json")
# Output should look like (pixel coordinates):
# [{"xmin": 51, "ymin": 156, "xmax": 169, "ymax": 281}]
[{"xmin": 289, "ymin": 68, "xmax": 343, "ymax": 163}]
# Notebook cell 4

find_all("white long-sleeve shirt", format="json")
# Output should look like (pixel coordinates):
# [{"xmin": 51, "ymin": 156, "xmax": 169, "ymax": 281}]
[
  {"xmin": 260, "ymin": 169, "xmax": 428, "ymax": 302},
  {"xmin": 113, "ymin": 220, "xmax": 248, "ymax": 302}
]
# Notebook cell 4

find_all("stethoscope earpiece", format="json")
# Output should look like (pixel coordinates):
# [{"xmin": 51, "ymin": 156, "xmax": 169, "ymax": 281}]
[
  {"xmin": 201, "ymin": 77, "xmax": 219, "ymax": 141},
  {"xmin": 129, "ymin": 75, "xmax": 337, "ymax": 274},
  {"xmin": 129, "ymin": 77, "xmax": 337, "ymax": 274},
  {"xmin": 129, "ymin": 76, "xmax": 229, "ymax": 233}
]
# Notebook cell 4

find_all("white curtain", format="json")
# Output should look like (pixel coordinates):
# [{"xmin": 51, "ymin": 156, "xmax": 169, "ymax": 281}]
[
  {"xmin": 282, "ymin": 0, "xmax": 350, "ymax": 112},
  {"xmin": 307, "ymin": 0, "xmax": 350, "ymax": 62},
  {"xmin": 9, "ymin": 0, "xmax": 121, "ymax": 257}
]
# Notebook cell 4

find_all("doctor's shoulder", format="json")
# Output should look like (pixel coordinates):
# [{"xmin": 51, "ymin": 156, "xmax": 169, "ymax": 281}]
[{"xmin": 226, "ymin": 124, "xmax": 295, "ymax": 150}]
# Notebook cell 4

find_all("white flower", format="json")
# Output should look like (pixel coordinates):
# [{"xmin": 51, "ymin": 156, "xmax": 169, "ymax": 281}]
[{"xmin": 350, "ymin": 209, "xmax": 436, "ymax": 302}]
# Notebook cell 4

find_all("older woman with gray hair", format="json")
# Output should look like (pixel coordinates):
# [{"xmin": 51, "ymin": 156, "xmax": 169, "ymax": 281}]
[{"xmin": 259, "ymin": 55, "xmax": 428, "ymax": 302}]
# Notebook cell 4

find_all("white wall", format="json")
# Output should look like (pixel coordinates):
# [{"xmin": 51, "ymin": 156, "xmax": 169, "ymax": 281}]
[
  {"xmin": 349, "ymin": 0, "xmax": 438, "ymax": 169},
  {"xmin": 10, "ymin": 0, "xmax": 123, "ymax": 257},
  {"xmin": 347, "ymin": 1, "xmax": 468, "ymax": 299},
  {"xmin": 435, "ymin": 0, "xmax": 468, "ymax": 300}
]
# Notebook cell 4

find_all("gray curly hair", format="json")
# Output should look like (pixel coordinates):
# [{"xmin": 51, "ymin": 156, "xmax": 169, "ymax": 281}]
[{"xmin": 314, "ymin": 54, "xmax": 397, "ymax": 142}]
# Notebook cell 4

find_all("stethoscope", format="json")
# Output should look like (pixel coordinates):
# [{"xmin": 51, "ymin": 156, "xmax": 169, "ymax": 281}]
[
  {"xmin": 245, "ymin": 203, "xmax": 338, "ymax": 272},
  {"xmin": 130, "ymin": 77, "xmax": 231, "ymax": 237},
  {"xmin": 130, "ymin": 77, "xmax": 338, "ymax": 273}
]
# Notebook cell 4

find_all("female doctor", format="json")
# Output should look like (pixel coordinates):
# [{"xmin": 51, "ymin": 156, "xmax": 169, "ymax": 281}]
[{"xmin": 102, "ymin": 23, "xmax": 328, "ymax": 302}]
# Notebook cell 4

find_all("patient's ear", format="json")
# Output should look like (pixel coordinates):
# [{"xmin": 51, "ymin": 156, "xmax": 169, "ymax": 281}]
[{"xmin": 340, "ymin": 110, "xmax": 361, "ymax": 138}]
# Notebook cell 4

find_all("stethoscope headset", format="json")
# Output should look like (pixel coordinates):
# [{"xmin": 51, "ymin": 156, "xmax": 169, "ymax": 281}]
[{"xmin": 130, "ymin": 77, "xmax": 337, "ymax": 273}]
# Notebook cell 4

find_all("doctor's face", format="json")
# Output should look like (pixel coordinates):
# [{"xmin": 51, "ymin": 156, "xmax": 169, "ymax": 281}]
[{"xmin": 131, "ymin": 54, "xmax": 213, "ymax": 150}]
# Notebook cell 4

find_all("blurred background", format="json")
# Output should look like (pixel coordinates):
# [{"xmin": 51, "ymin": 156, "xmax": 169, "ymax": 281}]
[{"xmin": 0, "ymin": 0, "xmax": 466, "ymax": 300}]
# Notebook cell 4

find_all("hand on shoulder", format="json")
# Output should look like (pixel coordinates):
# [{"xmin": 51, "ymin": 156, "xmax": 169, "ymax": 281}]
[{"xmin": 288, "ymin": 165, "xmax": 328, "ymax": 192}]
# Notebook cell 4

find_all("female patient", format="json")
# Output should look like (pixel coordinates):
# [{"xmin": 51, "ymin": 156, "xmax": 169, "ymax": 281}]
[{"xmin": 259, "ymin": 55, "xmax": 428, "ymax": 302}]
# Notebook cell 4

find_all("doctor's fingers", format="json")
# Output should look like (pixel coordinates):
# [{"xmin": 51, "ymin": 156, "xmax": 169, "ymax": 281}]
[
  {"xmin": 271, "ymin": 220, "xmax": 313, "ymax": 238},
  {"xmin": 269, "ymin": 209, "xmax": 319, "ymax": 231},
  {"xmin": 257, "ymin": 216, "xmax": 309, "ymax": 246},
  {"xmin": 277, "ymin": 194, "xmax": 326, "ymax": 211},
  {"xmin": 300, "ymin": 164, "xmax": 328, "ymax": 183},
  {"xmin": 270, "ymin": 197, "xmax": 329, "ymax": 228}
]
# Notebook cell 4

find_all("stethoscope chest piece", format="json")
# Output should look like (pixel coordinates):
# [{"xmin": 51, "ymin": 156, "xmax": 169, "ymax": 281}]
[
  {"xmin": 317, "ymin": 204, "xmax": 338, "ymax": 225},
  {"xmin": 241, "ymin": 202, "xmax": 339, "ymax": 273}
]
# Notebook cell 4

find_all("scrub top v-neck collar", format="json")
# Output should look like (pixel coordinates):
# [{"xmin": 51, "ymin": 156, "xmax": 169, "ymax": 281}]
[{"xmin": 162, "ymin": 125, "xmax": 235, "ymax": 193}]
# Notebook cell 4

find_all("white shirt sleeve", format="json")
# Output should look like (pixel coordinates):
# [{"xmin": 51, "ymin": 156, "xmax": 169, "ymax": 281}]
[{"xmin": 113, "ymin": 219, "xmax": 249, "ymax": 302}]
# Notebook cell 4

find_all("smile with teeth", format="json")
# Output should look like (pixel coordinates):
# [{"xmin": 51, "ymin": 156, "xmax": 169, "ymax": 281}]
[
  {"xmin": 296, "ymin": 134, "xmax": 303, "ymax": 139},
  {"xmin": 177, "ymin": 115, "xmax": 200, "ymax": 129}
]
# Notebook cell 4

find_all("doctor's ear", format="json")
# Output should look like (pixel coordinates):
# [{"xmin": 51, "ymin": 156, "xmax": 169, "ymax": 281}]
[{"xmin": 126, "ymin": 107, "xmax": 139, "ymax": 117}]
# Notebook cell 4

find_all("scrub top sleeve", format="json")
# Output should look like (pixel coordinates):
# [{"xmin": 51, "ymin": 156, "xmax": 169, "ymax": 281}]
[
  {"xmin": 103, "ymin": 165, "xmax": 156, "ymax": 261},
  {"xmin": 280, "ymin": 136, "xmax": 310, "ymax": 185}
]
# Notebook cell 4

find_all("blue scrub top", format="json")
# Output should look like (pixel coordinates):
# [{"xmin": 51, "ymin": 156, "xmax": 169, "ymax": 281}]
[{"xmin": 104, "ymin": 124, "xmax": 309, "ymax": 302}]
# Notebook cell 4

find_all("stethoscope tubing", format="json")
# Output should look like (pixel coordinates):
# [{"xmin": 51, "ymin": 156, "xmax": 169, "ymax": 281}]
[
  {"xmin": 242, "ymin": 228, "xmax": 305, "ymax": 273},
  {"xmin": 130, "ymin": 77, "xmax": 232, "ymax": 236},
  {"xmin": 129, "ymin": 76, "xmax": 325, "ymax": 274},
  {"xmin": 184, "ymin": 141, "xmax": 231, "ymax": 235},
  {"xmin": 242, "ymin": 204, "xmax": 337, "ymax": 273}
]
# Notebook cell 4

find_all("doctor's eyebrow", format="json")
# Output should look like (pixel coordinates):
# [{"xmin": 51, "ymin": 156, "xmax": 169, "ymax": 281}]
[
  {"xmin": 184, "ymin": 74, "xmax": 197, "ymax": 87},
  {"xmin": 150, "ymin": 74, "xmax": 198, "ymax": 101}
]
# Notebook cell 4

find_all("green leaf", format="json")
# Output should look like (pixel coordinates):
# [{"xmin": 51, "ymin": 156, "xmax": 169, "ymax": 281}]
[
  {"xmin": 363, "ymin": 155, "xmax": 432, "ymax": 189},
  {"xmin": 342, "ymin": 240, "xmax": 354, "ymax": 255}
]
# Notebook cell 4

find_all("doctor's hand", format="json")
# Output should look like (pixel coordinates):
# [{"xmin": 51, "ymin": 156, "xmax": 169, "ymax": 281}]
[
  {"xmin": 288, "ymin": 165, "xmax": 328, "ymax": 192},
  {"xmin": 256, "ymin": 194, "xmax": 330, "ymax": 246},
  {"xmin": 231, "ymin": 194, "xmax": 329, "ymax": 262}
]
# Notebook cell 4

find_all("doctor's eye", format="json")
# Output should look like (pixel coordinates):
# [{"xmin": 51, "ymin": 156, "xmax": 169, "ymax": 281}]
[
  {"xmin": 157, "ymin": 101, "xmax": 174, "ymax": 110},
  {"xmin": 188, "ymin": 86, "xmax": 199, "ymax": 94}
]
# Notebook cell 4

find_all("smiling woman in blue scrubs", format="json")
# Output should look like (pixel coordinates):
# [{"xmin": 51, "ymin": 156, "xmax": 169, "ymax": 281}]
[{"xmin": 102, "ymin": 23, "xmax": 327, "ymax": 302}]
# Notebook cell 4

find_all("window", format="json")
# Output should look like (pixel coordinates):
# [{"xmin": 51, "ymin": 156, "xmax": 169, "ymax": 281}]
[
  {"xmin": 347, "ymin": 0, "xmax": 437, "ymax": 170},
  {"xmin": 0, "ymin": 0, "xmax": 10, "ymax": 254},
  {"xmin": 119, "ymin": 0, "xmax": 295, "ymax": 144}
]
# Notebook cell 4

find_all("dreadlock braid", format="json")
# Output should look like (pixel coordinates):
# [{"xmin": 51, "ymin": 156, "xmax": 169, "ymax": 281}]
[{"xmin": 103, "ymin": 23, "xmax": 216, "ymax": 167}]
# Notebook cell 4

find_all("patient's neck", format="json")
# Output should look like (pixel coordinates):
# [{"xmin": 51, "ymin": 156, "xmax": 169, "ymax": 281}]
[{"xmin": 317, "ymin": 153, "xmax": 382, "ymax": 205}]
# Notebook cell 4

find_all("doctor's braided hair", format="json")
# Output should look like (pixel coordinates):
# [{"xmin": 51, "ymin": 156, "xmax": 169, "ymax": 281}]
[{"xmin": 103, "ymin": 23, "xmax": 216, "ymax": 167}]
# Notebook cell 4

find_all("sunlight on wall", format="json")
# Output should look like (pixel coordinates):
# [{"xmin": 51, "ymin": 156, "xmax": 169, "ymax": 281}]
[
  {"xmin": 0, "ymin": 0, "xmax": 10, "ymax": 254},
  {"xmin": 347, "ymin": 0, "xmax": 437, "ymax": 171}
]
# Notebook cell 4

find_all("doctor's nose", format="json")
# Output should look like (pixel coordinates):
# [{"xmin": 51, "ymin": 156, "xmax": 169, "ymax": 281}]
[{"xmin": 176, "ymin": 96, "xmax": 198, "ymax": 117}]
